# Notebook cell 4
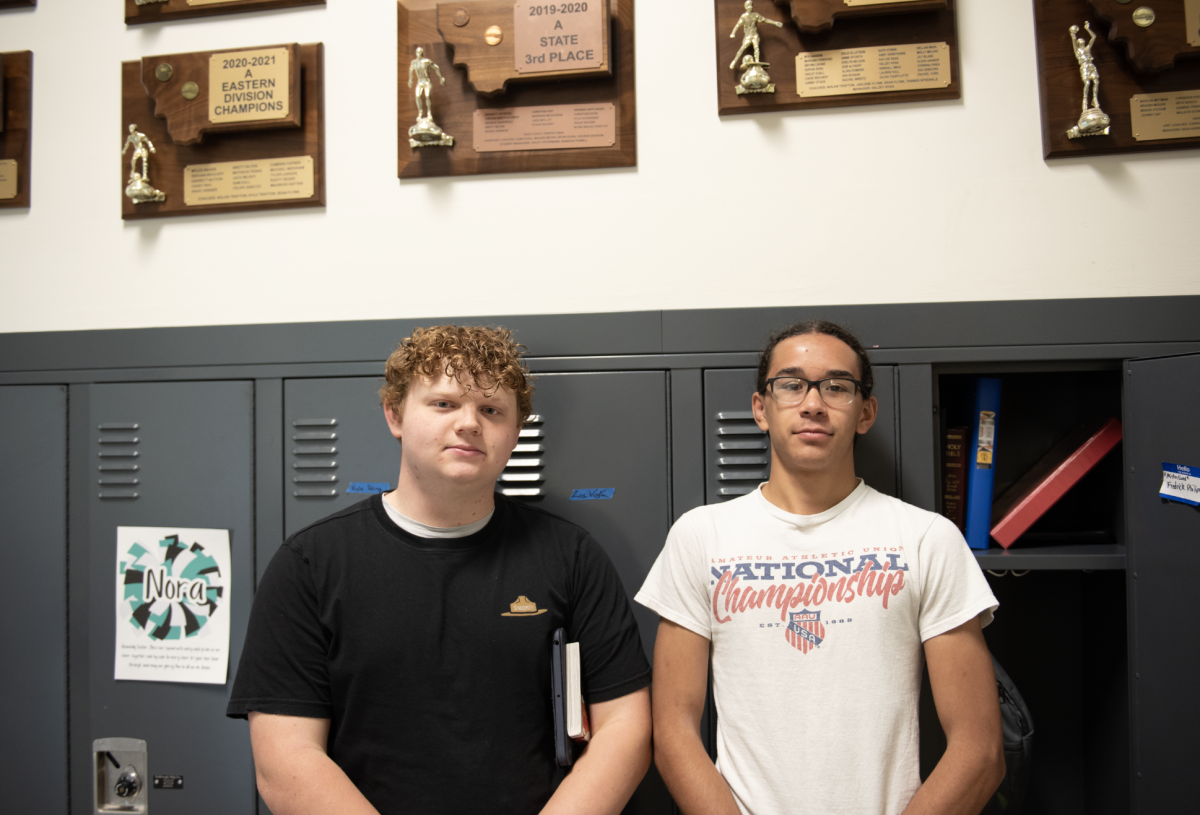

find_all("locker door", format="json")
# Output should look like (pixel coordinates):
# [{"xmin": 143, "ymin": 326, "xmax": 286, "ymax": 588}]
[
  {"xmin": 1125, "ymin": 353, "xmax": 1200, "ymax": 814},
  {"xmin": 82, "ymin": 381, "xmax": 254, "ymax": 815},
  {"xmin": 283, "ymin": 377, "xmax": 400, "ymax": 539},
  {"xmin": 703, "ymin": 367, "xmax": 898, "ymax": 504},
  {"xmin": 0, "ymin": 385, "xmax": 68, "ymax": 813}
]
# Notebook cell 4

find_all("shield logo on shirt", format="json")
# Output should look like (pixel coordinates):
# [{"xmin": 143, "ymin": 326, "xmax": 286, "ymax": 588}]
[{"xmin": 786, "ymin": 609, "xmax": 825, "ymax": 654}]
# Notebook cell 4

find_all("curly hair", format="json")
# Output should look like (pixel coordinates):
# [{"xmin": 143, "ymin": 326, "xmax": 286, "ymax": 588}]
[
  {"xmin": 756, "ymin": 319, "xmax": 874, "ymax": 399},
  {"xmin": 379, "ymin": 325, "xmax": 534, "ymax": 424}
]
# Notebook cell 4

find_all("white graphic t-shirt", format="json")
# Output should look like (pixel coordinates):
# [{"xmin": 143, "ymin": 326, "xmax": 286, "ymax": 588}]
[{"xmin": 636, "ymin": 481, "xmax": 998, "ymax": 815}]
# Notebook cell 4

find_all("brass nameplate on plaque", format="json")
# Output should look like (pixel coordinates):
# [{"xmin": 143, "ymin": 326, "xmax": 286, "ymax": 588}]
[
  {"xmin": 189, "ymin": 0, "xmax": 247, "ymax": 4},
  {"xmin": 844, "ymin": 0, "xmax": 923, "ymax": 5},
  {"xmin": 513, "ymin": 2, "xmax": 606, "ymax": 73},
  {"xmin": 1187, "ymin": 0, "xmax": 1200, "ymax": 48},
  {"xmin": 209, "ymin": 48, "xmax": 290, "ymax": 124},
  {"xmin": 796, "ymin": 42, "xmax": 950, "ymax": 97},
  {"xmin": 184, "ymin": 156, "xmax": 314, "ymax": 206},
  {"xmin": 1130, "ymin": 90, "xmax": 1200, "ymax": 141},
  {"xmin": 0, "ymin": 160, "xmax": 17, "ymax": 200},
  {"xmin": 474, "ymin": 103, "xmax": 615, "ymax": 151}
]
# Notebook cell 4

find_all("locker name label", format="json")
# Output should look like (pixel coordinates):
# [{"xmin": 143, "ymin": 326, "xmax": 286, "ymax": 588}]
[
  {"xmin": 209, "ymin": 48, "xmax": 290, "ymax": 123},
  {"xmin": 1160, "ymin": 462, "xmax": 1200, "ymax": 506},
  {"xmin": 347, "ymin": 482, "xmax": 391, "ymax": 494},
  {"xmin": 153, "ymin": 775, "xmax": 184, "ymax": 789},
  {"xmin": 570, "ymin": 488, "xmax": 614, "ymax": 500}
]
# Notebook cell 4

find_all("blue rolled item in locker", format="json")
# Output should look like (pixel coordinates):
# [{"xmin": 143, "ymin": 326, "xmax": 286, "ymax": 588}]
[{"xmin": 964, "ymin": 377, "xmax": 1002, "ymax": 550}]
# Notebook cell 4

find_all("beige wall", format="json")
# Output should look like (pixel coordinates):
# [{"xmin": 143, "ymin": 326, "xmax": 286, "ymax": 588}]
[{"xmin": 1, "ymin": 2, "xmax": 1197, "ymax": 333}]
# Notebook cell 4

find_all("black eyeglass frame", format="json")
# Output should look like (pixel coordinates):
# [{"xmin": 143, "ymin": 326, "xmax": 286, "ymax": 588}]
[{"xmin": 763, "ymin": 376, "xmax": 866, "ymax": 405}]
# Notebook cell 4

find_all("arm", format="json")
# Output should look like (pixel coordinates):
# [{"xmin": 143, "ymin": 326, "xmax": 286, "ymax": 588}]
[
  {"xmin": 249, "ymin": 712, "xmax": 381, "ymax": 815},
  {"xmin": 900, "ymin": 617, "xmax": 1005, "ymax": 815},
  {"xmin": 540, "ymin": 686, "xmax": 652, "ymax": 815},
  {"xmin": 729, "ymin": 18, "xmax": 742, "ymax": 38},
  {"xmin": 651, "ymin": 619, "xmax": 740, "ymax": 815}
]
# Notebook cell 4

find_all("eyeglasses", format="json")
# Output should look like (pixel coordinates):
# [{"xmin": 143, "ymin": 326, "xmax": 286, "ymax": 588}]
[{"xmin": 764, "ymin": 377, "xmax": 863, "ymax": 407}]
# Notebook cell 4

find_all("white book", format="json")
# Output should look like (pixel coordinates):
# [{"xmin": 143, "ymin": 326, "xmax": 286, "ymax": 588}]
[{"xmin": 565, "ymin": 642, "xmax": 590, "ymax": 740}]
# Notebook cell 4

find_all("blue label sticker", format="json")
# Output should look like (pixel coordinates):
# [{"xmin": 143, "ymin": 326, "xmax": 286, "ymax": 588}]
[
  {"xmin": 1160, "ymin": 463, "xmax": 1200, "ymax": 506},
  {"xmin": 347, "ymin": 482, "xmax": 391, "ymax": 494},
  {"xmin": 570, "ymin": 488, "xmax": 615, "ymax": 501}
]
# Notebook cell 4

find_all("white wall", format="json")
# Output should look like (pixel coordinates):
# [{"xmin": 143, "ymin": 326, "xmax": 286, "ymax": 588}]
[{"xmin": 1, "ymin": 2, "xmax": 1197, "ymax": 334}]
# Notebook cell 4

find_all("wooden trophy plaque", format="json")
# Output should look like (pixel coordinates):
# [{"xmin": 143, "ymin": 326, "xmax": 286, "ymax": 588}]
[
  {"xmin": 1, "ymin": 51, "xmax": 33, "ymax": 209},
  {"xmin": 398, "ymin": 0, "xmax": 636, "ymax": 179},
  {"xmin": 0, "ymin": 0, "xmax": 36, "ymax": 8},
  {"xmin": 120, "ymin": 43, "xmax": 325, "ymax": 220},
  {"xmin": 126, "ymin": 0, "xmax": 324, "ymax": 26},
  {"xmin": 1034, "ymin": 0, "xmax": 1200, "ymax": 158},
  {"xmin": 715, "ymin": 0, "xmax": 959, "ymax": 116}
]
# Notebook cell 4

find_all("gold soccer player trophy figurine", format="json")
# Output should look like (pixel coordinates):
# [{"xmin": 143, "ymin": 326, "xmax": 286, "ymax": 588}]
[
  {"xmin": 1067, "ymin": 22, "xmax": 1111, "ymax": 139},
  {"xmin": 730, "ymin": 0, "xmax": 784, "ymax": 95},
  {"xmin": 122, "ymin": 124, "xmax": 166, "ymax": 204},
  {"xmin": 408, "ymin": 47, "xmax": 454, "ymax": 148}
]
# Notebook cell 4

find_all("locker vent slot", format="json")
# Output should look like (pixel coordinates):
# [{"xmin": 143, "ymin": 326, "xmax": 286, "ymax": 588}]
[
  {"xmin": 293, "ymin": 418, "xmax": 339, "ymax": 496},
  {"xmin": 500, "ymin": 414, "xmax": 544, "ymax": 499},
  {"xmin": 714, "ymin": 411, "xmax": 767, "ymax": 498},
  {"xmin": 98, "ymin": 422, "xmax": 141, "ymax": 500}
]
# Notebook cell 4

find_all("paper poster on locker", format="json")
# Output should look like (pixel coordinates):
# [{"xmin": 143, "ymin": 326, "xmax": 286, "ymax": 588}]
[{"xmin": 114, "ymin": 526, "xmax": 231, "ymax": 684}]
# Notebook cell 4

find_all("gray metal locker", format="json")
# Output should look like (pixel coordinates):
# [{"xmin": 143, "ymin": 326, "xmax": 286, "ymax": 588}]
[
  {"xmin": 1125, "ymin": 352, "xmax": 1200, "ymax": 814},
  {"xmin": 283, "ymin": 377, "xmax": 401, "ymax": 539},
  {"xmin": 703, "ymin": 367, "xmax": 898, "ymax": 504},
  {"xmin": 0, "ymin": 385, "xmax": 68, "ymax": 813},
  {"xmin": 74, "ymin": 381, "xmax": 255, "ymax": 815}
]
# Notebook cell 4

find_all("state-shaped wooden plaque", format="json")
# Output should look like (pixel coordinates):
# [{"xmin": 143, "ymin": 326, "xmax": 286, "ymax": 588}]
[
  {"xmin": 1034, "ymin": 0, "xmax": 1200, "ymax": 158},
  {"xmin": 120, "ymin": 43, "xmax": 325, "ymax": 219},
  {"xmin": 715, "ymin": 0, "xmax": 959, "ymax": 116},
  {"xmin": 1, "ymin": 51, "xmax": 33, "ymax": 209},
  {"xmin": 126, "ymin": 0, "xmax": 323, "ymax": 26},
  {"xmin": 778, "ymin": 0, "xmax": 944, "ymax": 34},
  {"xmin": 398, "ymin": 0, "xmax": 635, "ymax": 179},
  {"xmin": 1086, "ymin": 0, "xmax": 1200, "ymax": 74}
]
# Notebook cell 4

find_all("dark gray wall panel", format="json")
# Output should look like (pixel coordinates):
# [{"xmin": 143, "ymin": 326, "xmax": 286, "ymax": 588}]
[
  {"xmin": 703, "ymin": 368, "xmax": 897, "ymax": 505},
  {"xmin": 0, "ymin": 385, "xmax": 68, "ymax": 814},
  {"xmin": 282, "ymin": 377, "xmax": 402, "ymax": 540},
  {"xmin": 898, "ymin": 364, "xmax": 936, "ymax": 512},
  {"xmin": 662, "ymin": 296, "xmax": 1200, "ymax": 355},
  {"xmin": 1125, "ymin": 353, "xmax": 1200, "ymax": 814},
  {"xmin": 80, "ymin": 381, "xmax": 255, "ymax": 815},
  {"xmin": 669, "ymin": 369, "xmax": 706, "ymax": 522},
  {"xmin": 255, "ymin": 380, "xmax": 284, "ymax": 588},
  {"xmin": 0, "ymin": 312, "xmax": 664, "ymax": 374}
]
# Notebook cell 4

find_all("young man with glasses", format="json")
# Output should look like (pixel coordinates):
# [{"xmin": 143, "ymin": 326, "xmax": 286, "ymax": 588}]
[{"xmin": 637, "ymin": 320, "xmax": 1003, "ymax": 815}]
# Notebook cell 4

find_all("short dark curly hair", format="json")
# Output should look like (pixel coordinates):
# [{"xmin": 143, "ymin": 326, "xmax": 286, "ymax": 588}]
[
  {"xmin": 379, "ymin": 325, "xmax": 534, "ymax": 424},
  {"xmin": 756, "ymin": 320, "xmax": 874, "ymax": 399}
]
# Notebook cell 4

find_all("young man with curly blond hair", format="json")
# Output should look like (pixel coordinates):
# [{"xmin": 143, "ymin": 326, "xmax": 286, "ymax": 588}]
[{"xmin": 228, "ymin": 325, "xmax": 652, "ymax": 815}]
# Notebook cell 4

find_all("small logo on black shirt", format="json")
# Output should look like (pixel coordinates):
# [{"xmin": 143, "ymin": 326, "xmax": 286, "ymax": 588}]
[{"xmin": 502, "ymin": 595, "xmax": 548, "ymax": 616}]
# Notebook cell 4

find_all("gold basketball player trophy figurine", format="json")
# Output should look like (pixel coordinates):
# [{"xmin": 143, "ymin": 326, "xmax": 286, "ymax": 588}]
[
  {"xmin": 121, "ymin": 124, "xmax": 166, "ymax": 204},
  {"xmin": 1067, "ymin": 22, "xmax": 1111, "ymax": 139},
  {"xmin": 730, "ymin": 0, "xmax": 784, "ymax": 95},
  {"xmin": 408, "ymin": 47, "xmax": 454, "ymax": 149}
]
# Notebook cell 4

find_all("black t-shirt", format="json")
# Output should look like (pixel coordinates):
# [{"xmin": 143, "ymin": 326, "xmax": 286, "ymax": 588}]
[{"xmin": 227, "ymin": 493, "xmax": 651, "ymax": 815}]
